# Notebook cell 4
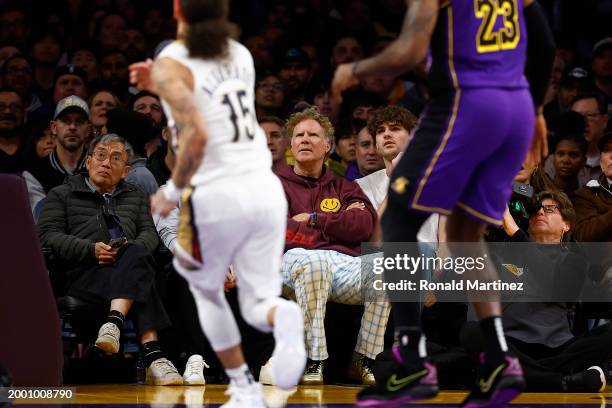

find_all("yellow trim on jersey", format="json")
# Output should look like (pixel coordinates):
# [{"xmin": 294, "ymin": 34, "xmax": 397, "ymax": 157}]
[
  {"xmin": 176, "ymin": 186, "xmax": 196, "ymax": 258},
  {"xmin": 446, "ymin": 6, "xmax": 460, "ymax": 90},
  {"xmin": 456, "ymin": 202, "xmax": 503, "ymax": 226},
  {"xmin": 412, "ymin": 203, "xmax": 453, "ymax": 215},
  {"xmin": 411, "ymin": 7, "xmax": 460, "ymax": 214}
]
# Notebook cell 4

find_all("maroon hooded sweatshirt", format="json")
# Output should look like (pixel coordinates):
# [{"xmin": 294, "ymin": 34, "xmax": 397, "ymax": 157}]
[{"xmin": 276, "ymin": 164, "xmax": 376, "ymax": 256}]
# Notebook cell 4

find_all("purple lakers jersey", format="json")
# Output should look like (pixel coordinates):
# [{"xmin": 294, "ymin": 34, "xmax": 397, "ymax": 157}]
[{"xmin": 428, "ymin": 0, "xmax": 529, "ymax": 93}]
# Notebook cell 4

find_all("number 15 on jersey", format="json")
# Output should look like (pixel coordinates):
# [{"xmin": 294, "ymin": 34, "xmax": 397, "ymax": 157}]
[{"xmin": 222, "ymin": 90, "xmax": 257, "ymax": 143}]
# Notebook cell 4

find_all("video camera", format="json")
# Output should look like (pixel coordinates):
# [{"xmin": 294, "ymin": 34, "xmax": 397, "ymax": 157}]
[
  {"xmin": 486, "ymin": 182, "xmax": 536, "ymax": 242},
  {"xmin": 508, "ymin": 182, "xmax": 536, "ymax": 231}
]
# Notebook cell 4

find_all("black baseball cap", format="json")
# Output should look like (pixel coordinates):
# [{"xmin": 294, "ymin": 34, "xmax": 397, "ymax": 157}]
[
  {"xmin": 54, "ymin": 64, "xmax": 87, "ymax": 85},
  {"xmin": 282, "ymin": 48, "xmax": 310, "ymax": 68},
  {"xmin": 559, "ymin": 67, "xmax": 589, "ymax": 88}
]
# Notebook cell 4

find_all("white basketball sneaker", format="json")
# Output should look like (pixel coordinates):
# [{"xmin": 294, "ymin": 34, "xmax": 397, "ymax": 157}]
[
  {"xmin": 95, "ymin": 322, "xmax": 120, "ymax": 354},
  {"xmin": 258, "ymin": 357, "xmax": 275, "ymax": 385},
  {"xmin": 271, "ymin": 301, "xmax": 306, "ymax": 389},
  {"xmin": 221, "ymin": 382, "xmax": 267, "ymax": 408},
  {"xmin": 183, "ymin": 354, "xmax": 209, "ymax": 385},
  {"xmin": 145, "ymin": 358, "xmax": 183, "ymax": 385}
]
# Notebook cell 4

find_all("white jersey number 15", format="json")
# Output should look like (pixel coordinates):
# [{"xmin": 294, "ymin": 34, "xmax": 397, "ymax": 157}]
[{"xmin": 222, "ymin": 90, "xmax": 256, "ymax": 143}]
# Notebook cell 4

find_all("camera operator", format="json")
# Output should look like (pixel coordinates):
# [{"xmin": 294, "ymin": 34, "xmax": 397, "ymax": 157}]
[
  {"xmin": 486, "ymin": 164, "xmax": 557, "ymax": 241},
  {"xmin": 502, "ymin": 190, "xmax": 573, "ymax": 243},
  {"xmin": 464, "ymin": 190, "xmax": 612, "ymax": 392}
]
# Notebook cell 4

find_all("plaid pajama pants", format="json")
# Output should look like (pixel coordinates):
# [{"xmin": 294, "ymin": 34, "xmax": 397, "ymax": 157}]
[{"xmin": 281, "ymin": 248, "xmax": 390, "ymax": 361}]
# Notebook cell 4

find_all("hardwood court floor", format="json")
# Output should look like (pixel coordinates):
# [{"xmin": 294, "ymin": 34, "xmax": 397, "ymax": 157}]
[{"xmin": 12, "ymin": 384, "xmax": 612, "ymax": 407}]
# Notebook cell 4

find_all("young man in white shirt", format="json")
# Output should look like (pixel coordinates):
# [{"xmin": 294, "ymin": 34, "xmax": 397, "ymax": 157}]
[{"xmin": 356, "ymin": 105, "xmax": 441, "ymax": 251}]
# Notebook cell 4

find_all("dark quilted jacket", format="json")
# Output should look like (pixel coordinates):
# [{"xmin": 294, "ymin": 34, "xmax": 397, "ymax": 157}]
[{"xmin": 38, "ymin": 174, "xmax": 159, "ymax": 267}]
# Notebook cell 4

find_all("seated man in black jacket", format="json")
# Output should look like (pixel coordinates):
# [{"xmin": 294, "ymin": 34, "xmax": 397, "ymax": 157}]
[{"xmin": 38, "ymin": 133, "xmax": 182, "ymax": 385}]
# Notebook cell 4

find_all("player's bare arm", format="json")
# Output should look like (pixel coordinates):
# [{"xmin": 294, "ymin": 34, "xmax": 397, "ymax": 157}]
[
  {"xmin": 149, "ymin": 57, "xmax": 207, "ymax": 217},
  {"xmin": 354, "ymin": 0, "xmax": 438, "ymax": 77},
  {"xmin": 152, "ymin": 57, "xmax": 207, "ymax": 190},
  {"xmin": 332, "ymin": 0, "xmax": 438, "ymax": 101}
]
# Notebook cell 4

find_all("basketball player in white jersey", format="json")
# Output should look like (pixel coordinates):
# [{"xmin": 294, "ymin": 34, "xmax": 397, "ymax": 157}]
[{"xmin": 130, "ymin": 1, "xmax": 306, "ymax": 406}]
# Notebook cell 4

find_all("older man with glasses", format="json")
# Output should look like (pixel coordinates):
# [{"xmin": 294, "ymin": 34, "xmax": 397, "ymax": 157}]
[{"xmin": 38, "ymin": 133, "xmax": 184, "ymax": 385}]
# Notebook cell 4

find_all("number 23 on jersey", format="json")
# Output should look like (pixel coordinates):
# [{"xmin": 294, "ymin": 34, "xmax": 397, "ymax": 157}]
[{"xmin": 474, "ymin": 0, "xmax": 520, "ymax": 53}]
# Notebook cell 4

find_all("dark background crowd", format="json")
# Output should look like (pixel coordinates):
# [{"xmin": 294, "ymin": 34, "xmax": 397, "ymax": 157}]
[
  {"xmin": 0, "ymin": 0, "xmax": 611, "ymax": 391},
  {"xmin": 1, "ymin": 0, "xmax": 612, "ymax": 187}
]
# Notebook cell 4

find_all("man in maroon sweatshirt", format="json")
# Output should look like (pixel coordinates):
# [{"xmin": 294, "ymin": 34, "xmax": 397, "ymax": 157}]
[{"xmin": 265, "ymin": 107, "xmax": 389, "ymax": 386}]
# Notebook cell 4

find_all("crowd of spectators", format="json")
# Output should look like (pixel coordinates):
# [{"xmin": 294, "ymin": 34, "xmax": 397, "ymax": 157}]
[{"xmin": 0, "ymin": 0, "xmax": 611, "ymax": 391}]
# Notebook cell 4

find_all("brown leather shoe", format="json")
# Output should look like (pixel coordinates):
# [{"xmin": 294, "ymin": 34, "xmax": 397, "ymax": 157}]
[
  {"xmin": 300, "ymin": 360, "xmax": 325, "ymax": 385},
  {"xmin": 346, "ymin": 354, "xmax": 375, "ymax": 385}
]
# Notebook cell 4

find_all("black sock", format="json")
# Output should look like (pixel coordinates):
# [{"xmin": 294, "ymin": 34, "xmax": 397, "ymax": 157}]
[
  {"xmin": 396, "ymin": 325, "xmax": 424, "ymax": 361},
  {"xmin": 107, "ymin": 310, "xmax": 125, "ymax": 329},
  {"xmin": 479, "ymin": 316, "xmax": 507, "ymax": 365},
  {"xmin": 142, "ymin": 341, "xmax": 164, "ymax": 367},
  {"xmin": 381, "ymin": 205, "xmax": 429, "ymax": 364}
]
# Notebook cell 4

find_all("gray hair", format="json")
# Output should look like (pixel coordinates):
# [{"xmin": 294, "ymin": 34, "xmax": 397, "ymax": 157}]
[{"xmin": 88, "ymin": 133, "xmax": 133, "ymax": 161}]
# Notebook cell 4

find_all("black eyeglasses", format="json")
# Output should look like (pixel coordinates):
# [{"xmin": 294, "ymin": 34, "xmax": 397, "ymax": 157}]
[
  {"xmin": 536, "ymin": 204, "xmax": 560, "ymax": 214},
  {"xmin": 91, "ymin": 149, "xmax": 126, "ymax": 165}
]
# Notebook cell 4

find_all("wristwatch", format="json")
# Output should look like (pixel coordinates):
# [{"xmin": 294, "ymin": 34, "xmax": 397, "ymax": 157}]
[{"xmin": 308, "ymin": 212, "xmax": 317, "ymax": 228}]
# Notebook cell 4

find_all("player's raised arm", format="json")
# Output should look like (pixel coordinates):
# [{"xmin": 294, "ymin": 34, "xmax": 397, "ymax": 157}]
[
  {"xmin": 332, "ymin": 0, "xmax": 438, "ymax": 101},
  {"xmin": 152, "ymin": 57, "xmax": 207, "ymax": 191}
]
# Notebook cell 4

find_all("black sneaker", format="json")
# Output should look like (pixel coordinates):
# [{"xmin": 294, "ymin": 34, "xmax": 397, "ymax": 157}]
[
  {"xmin": 562, "ymin": 366, "xmax": 607, "ymax": 392},
  {"xmin": 461, "ymin": 353, "xmax": 525, "ymax": 408},
  {"xmin": 355, "ymin": 346, "xmax": 438, "ymax": 407}
]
